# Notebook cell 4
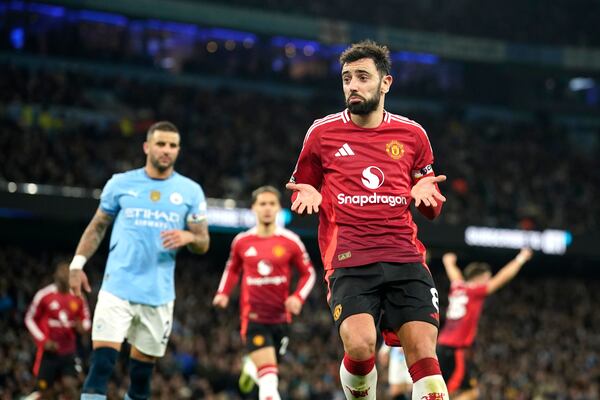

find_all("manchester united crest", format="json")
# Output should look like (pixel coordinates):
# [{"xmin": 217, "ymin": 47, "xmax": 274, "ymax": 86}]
[
  {"xmin": 386, "ymin": 140, "xmax": 404, "ymax": 160},
  {"xmin": 333, "ymin": 304, "xmax": 342, "ymax": 321},
  {"xmin": 150, "ymin": 190, "xmax": 161, "ymax": 202},
  {"xmin": 69, "ymin": 300, "xmax": 79, "ymax": 312},
  {"xmin": 252, "ymin": 335, "xmax": 265, "ymax": 346},
  {"xmin": 272, "ymin": 245, "xmax": 286, "ymax": 257}
]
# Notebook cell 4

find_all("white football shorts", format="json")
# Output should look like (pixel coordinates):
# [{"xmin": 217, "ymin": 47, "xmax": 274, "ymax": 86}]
[{"xmin": 91, "ymin": 290, "xmax": 174, "ymax": 357}]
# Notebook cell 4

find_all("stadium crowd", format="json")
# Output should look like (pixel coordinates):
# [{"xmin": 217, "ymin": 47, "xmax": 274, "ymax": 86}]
[
  {"xmin": 1, "ymin": 65, "xmax": 598, "ymax": 234},
  {"xmin": 0, "ymin": 245, "xmax": 599, "ymax": 399},
  {"xmin": 207, "ymin": 0, "xmax": 600, "ymax": 47}
]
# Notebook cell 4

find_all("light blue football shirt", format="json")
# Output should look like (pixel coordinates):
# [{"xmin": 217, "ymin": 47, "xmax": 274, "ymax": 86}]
[{"xmin": 99, "ymin": 168, "xmax": 207, "ymax": 306}]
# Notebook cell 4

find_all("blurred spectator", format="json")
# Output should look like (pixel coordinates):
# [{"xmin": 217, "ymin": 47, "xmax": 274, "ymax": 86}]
[{"xmin": 204, "ymin": 0, "xmax": 600, "ymax": 47}]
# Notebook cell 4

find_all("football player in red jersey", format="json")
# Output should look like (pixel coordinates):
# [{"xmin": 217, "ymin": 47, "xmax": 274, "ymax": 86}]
[
  {"xmin": 438, "ymin": 248, "xmax": 533, "ymax": 399},
  {"xmin": 287, "ymin": 40, "xmax": 448, "ymax": 400},
  {"xmin": 213, "ymin": 186, "xmax": 316, "ymax": 400},
  {"xmin": 24, "ymin": 261, "xmax": 90, "ymax": 399}
]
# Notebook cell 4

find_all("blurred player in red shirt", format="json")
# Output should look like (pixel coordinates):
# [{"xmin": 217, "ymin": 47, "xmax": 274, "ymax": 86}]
[
  {"xmin": 287, "ymin": 40, "xmax": 448, "ymax": 400},
  {"xmin": 438, "ymin": 248, "xmax": 533, "ymax": 399},
  {"xmin": 25, "ymin": 261, "xmax": 91, "ymax": 399},
  {"xmin": 213, "ymin": 186, "xmax": 316, "ymax": 400}
]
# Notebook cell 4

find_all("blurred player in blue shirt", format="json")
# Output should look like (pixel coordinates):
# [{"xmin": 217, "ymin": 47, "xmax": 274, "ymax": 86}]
[{"xmin": 68, "ymin": 121, "xmax": 210, "ymax": 400}]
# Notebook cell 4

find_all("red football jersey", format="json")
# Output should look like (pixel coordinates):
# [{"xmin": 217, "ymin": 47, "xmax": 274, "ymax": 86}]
[
  {"xmin": 217, "ymin": 227, "xmax": 316, "ymax": 336},
  {"xmin": 25, "ymin": 284, "xmax": 91, "ymax": 374},
  {"xmin": 290, "ymin": 109, "xmax": 436, "ymax": 270},
  {"xmin": 438, "ymin": 281, "xmax": 488, "ymax": 348}
]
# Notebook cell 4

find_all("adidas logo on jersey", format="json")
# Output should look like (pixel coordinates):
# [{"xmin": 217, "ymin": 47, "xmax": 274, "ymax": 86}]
[
  {"xmin": 335, "ymin": 143, "xmax": 355, "ymax": 157},
  {"xmin": 244, "ymin": 246, "xmax": 257, "ymax": 257}
]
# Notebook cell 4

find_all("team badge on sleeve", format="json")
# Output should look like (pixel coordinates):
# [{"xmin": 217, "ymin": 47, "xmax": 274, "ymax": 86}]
[
  {"xmin": 187, "ymin": 201, "xmax": 207, "ymax": 224},
  {"xmin": 186, "ymin": 213, "xmax": 206, "ymax": 224}
]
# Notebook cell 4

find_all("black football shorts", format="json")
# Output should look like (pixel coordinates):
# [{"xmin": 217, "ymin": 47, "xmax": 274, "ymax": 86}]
[
  {"xmin": 438, "ymin": 344, "xmax": 478, "ymax": 392},
  {"xmin": 245, "ymin": 322, "xmax": 290, "ymax": 358},
  {"xmin": 326, "ymin": 262, "xmax": 440, "ymax": 332},
  {"xmin": 36, "ymin": 352, "xmax": 79, "ymax": 390}
]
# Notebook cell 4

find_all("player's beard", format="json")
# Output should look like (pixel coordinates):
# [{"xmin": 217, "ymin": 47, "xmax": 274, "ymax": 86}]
[
  {"xmin": 346, "ymin": 90, "xmax": 381, "ymax": 115},
  {"xmin": 150, "ymin": 155, "xmax": 175, "ymax": 172}
]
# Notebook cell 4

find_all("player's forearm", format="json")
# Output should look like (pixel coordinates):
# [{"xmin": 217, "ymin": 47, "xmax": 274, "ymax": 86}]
[
  {"xmin": 187, "ymin": 233, "xmax": 210, "ymax": 254},
  {"xmin": 293, "ymin": 268, "xmax": 315, "ymax": 303},
  {"xmin": 498, "ymin": 258, "xmax": 526, "ymax": 281},
  {"xmin": 443, "ymin": 264, "xmax": 462, "ymax": 281},
  {"xmin": 75, "ymin": 223, "xmax": 108, "ymax": 259},
  {"xmin": 74, "ymin": 210, "xmax": 112, "ymax": 259},
  {"xmin": 488, "ymin": 258, "xmax": 527, "ymax": 293}
]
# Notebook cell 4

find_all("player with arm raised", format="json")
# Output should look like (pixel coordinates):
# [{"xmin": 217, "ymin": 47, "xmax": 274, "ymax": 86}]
[
  {"xmin": 437, "ymin": 248, "xmax": 533, "ymax": 399},
  {"xmin": 69, "ymin": 121, "xmax": 210, "ymax": 400},
  {"xmin": 213, "ymin": 186, "xmax": 315, "ymax": 400},
  {"xmin": 286, "ymin": 40, "xmax": 448, "ymax": 400}
]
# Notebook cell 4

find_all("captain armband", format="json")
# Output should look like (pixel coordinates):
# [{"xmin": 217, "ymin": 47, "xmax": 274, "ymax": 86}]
[{"xmin": 412, "ymin": 164, "xmax": 433, "ymax": 180}]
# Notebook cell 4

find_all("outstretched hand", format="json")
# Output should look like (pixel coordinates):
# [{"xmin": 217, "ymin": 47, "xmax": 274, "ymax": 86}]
[
  {"xmin": 286, "ymin": 182, "xmax": 322, "ymax": 215},
  {"xmin": 411, "ymin": 175, "xmax": 447, "ymax": 207}
]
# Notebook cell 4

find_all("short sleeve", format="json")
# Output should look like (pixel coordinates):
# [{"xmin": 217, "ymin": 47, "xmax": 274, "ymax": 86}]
[
  {"xmin": 412, "ymin": 126, "xmax": 434, "ymax": 173},
  {"xmin": 289, "ymin": 122, "xmax": 323, "ymax": 189},
  {"xmin": 99, "ymin": 176, "xmax": 120, "ymax": 215},
  {"xmin": 186, "ymin": 183, "xmax": 208, "ymax": 224}
]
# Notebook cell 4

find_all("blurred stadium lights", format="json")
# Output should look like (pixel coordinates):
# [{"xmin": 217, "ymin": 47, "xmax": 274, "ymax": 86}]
[
  {"xmin": 26, "ymin": 183, "xmax": 38, "ymax": 195},
  {"xmin": 9, "ymin": 27, "xmax": 24, "ymax": 50},
  {"xmin": 4, "ymin": 1, "xmax": 65, "ymax": 17},
  {"xmin": 271, "ymin": 36, "xmax": 321, "ymax": 52},
  {"xmin": 77, "ymin": 9, "xmax": 128, "ymax": 26},
  {"xmin": 207, "ymin": 207, "xmax": 291, "ymax": 231},
  {"xmin": 0, "ymin": 181, "xmax": 291, "ymax": 230},
  {"xmin": 201, "ymin": 28, "xmax": 257, "ymax": 44},
  {"xmin": 569, "ymin": 77, "xmax": 595, "ymax": 91},
  {"xmin": 7, "ymin": 1, "xmax": 440, "ymax": 65},
  {"xmin": 465, "ymin": 226, "xmax": 572, "ymax": 255},
  {"xmin": 392, "ymin": 51, "xmax": 439, "ymax": 65},
  {"xmin": 145, "ymin": 19, "xmax": 198, "ymax": 35},
  {"xmin": 2, "ymin": 180, "xmax": 94, "ymax": 198}
]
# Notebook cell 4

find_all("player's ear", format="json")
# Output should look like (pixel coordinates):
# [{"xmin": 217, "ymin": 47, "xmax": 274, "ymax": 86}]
[
  {"xmin": 143, "ymin": 141, "xmax": 149, "ymax": 155},
  {"xmin": 381, "ymin": 74, "xmax": 393, "ymax": 94}
]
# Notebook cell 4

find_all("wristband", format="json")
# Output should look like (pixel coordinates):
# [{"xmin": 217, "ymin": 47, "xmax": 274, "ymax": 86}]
[{"xmin": 69, "ymin": 255, "xmax": 87, "ymax": 270}]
